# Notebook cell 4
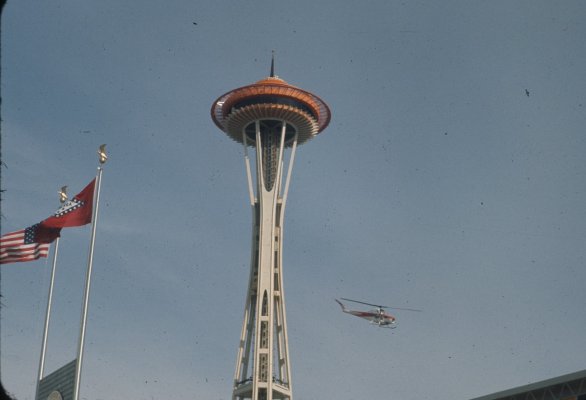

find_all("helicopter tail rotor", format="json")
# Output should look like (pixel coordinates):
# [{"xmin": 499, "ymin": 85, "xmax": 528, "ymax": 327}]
[{"xmin": 335, "ymin": 299, "xmax": 348, "ymax": 311}]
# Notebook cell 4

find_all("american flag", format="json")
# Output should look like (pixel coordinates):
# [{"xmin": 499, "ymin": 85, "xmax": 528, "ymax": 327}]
[{"xmin": 0, "ymin": 224, "xmax": 60, "ymax": 265}]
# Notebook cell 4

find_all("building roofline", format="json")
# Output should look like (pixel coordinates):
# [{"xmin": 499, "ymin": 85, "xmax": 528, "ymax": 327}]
[{"xmin": 470, "ymin": 370, "xmax": 586, "ymax": 400}]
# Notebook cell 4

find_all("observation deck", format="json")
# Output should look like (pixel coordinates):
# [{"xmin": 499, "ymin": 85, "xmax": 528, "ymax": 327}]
[{"xmin": 211, "ymin": 76, "xmax": 331, "ymax": 146}]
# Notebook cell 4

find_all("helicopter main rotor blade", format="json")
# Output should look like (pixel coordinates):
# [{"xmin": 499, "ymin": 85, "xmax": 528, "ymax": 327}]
[
  {"xmin": 340, "ymin": 298, "xmax": 386, "ymax": 309},
  {"xmin": 340, "ymin": 298, "xmax": 422, "ymax": 312},
  {"xmin": 385, "ymin": 306, "xmax": 422, "ymax": 312}
]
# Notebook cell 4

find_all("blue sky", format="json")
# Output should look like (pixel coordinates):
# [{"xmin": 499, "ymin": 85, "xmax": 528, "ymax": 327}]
[{"xmin": 1, "ymin": 1, "xmax": 585, "ymax": 399}]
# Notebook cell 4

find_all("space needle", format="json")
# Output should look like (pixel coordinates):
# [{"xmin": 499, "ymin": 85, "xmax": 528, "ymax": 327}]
[{"xmin": 211, "ymin": 59, "xmax": 330, "ymax": 400}]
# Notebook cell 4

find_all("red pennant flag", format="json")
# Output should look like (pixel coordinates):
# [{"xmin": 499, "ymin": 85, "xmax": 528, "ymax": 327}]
[
  {"xmin": 41, "ymin": 179, "xmax": 95, "ymax": 228},
  {"xmin": 0, "ymin": 224, "xmax": 61, "ymax": 265}
]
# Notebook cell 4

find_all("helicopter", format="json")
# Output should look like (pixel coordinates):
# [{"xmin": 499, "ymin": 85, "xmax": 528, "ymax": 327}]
[{"xmin": 335, "ymin": 298, "xmax": 421, "ymax": 328}]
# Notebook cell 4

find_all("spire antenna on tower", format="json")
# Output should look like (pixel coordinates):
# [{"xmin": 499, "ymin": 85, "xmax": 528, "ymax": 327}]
[
  {"xmin": 211, "ymin": 68, "xmax": 330, "ymax": 400},
  {"xmin": 270, "ymin": 51, "xmax": 275, "ymax": 77}
]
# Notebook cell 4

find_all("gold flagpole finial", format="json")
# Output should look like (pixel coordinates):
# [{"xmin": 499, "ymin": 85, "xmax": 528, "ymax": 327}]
[
  {"xmin": 98, "ymin": 144, "xmax": 108, "ymax": 164},
  {"xmin": 59, "ymin": 186, "xmax": 68, "ymax": 203}
]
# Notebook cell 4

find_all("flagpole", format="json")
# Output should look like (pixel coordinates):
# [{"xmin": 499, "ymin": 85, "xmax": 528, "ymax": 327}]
[
  {"xmin": 73, "ymin": 145, "xmax": 107, "ymax": 400},
  {"xmin": 36, "ymin": 187, "xmax": 68, "ymax": 398}
]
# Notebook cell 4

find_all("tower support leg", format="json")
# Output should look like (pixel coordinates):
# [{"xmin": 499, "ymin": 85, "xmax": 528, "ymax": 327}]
[{"xmin": 233, "ymin": 120, "xmax": 295, "ymax": 400}]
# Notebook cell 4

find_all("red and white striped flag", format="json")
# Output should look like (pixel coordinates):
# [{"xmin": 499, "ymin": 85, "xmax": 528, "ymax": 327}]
[
  {"xmin": 1, "ymin": 179, "xmax": 94, "ymax": 265},
  {"xmin": 0, "ymin": 224, "xmax": 61, "ymax": 265}
]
